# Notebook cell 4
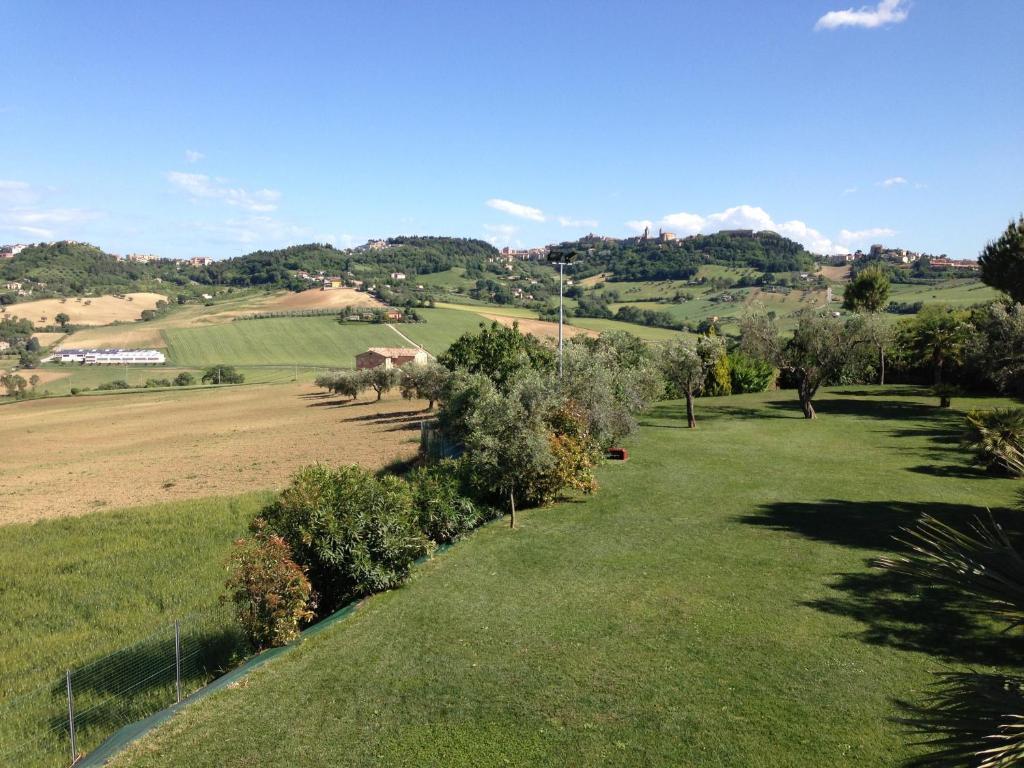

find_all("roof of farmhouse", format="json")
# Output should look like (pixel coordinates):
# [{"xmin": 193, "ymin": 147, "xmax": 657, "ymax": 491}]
[{"xmin": 362, "ymin": 347, "xmax": 424, "ymax": 358}]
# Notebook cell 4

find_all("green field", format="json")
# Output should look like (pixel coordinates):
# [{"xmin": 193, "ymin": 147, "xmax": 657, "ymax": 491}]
[
  {"xmin": 162, "ymin": 318, "xmax": 400, "ymax": 367},
  {"xmin": 570, "ymin": 316, "xmax": 687, "ymax": 341},
  {"xmin": 86, "ymin": 386, "xmax": 1020, "ymax": 768},
  {"xmin": 882, "ymin": 279, "xmax": 1000, "ymax": 308},
  {"xmin": 0, "ymin": 494, "xmax": 269, "ymax": 765},
  {"xmin": 395, "ymin": 308, "xmax": 492, "ymax": 354},
  {"xmin": 411, "ymin": 268, "xmax": 476, "ymax": 293}
]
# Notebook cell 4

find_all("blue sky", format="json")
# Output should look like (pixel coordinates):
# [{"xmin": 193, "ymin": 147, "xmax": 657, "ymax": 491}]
[{"xmin": 0, "ymin": 0, "xmax": 1020, "ymax": 260}]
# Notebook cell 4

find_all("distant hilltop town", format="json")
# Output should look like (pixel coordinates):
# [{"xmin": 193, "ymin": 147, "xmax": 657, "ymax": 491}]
[
  {"xmin": 831, "ymin": 243, "xmax": 979, "ymax": 270},
  {"xmin": 0, "ymin": 241, "xmax": 214, "ymax": 267}
]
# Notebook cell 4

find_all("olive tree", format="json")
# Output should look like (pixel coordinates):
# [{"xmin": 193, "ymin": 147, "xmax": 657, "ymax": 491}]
[
  {"xmin": 660, "ymin": 337, "xmax": 713, "ymax": 428},
  {"xmin": 368, "ymin": 366, "xmax": 400, "ymax": 401},
  {"xmin": 740, "ymin": 310, "xmax": 859, "ymax": 419},
  {"xmin": 399, "ymin": 361, "xmax": 450, "ymax": 410},
  {"xmin": 561, "ymin": 332, "xmax": 663, "ymax": 446}
]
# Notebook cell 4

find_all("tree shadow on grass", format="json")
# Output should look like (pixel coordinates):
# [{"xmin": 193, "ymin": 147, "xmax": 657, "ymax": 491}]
[{"xmin": 740, "ymin": 499, "xmax": 1022, "ymax": 665}]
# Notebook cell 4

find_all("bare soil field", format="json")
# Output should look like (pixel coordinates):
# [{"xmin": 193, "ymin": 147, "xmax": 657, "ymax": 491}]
[
  {"xmin": 264, "ymin": 287, "xmax": 383, "ymax": 310},
  {"xmin": 0, "ymin": 383, "xmax": 425, "ymax": 524},
  {"xmin": 479, "ymin": 313, "xmax": 597, "ymax": 340},
  {"xmin": 3, "ymin": 293, "xmax": 168, "ymax": 326},
  {"xmin": 61, "ymin": 325, "xmax": 167, "ymax": 349},
  {"xmin": 819, "ymin": 265, "xmax": 851, "ymax": 282}
]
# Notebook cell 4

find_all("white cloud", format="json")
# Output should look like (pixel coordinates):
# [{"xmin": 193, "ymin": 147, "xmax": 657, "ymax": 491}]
[
  {"xmin": 879, "ymin": 176, "xmax": 907, "ymax": 187},
  {"xmin": 815, "ymin": 0, "xmax": 909, "ymax": 30},
  {"xmin": 842, "ymin": 186, "xmax": 858, "ymax": 196},
  {"xmin": 184, "ymin": 149, "xmax": 205, "ymax": 164},
  {"xmin": 482, "ymin": 223, "xmax": 519, "ymax": 247},
  {"xmin": 0, "ymin": 179, "xmax": 104, "ymax": 240},
  {"xmin": 661, "ymin": 211, "xmax": 706, "ymax": 233},
  {"xmin": 625, "ymin": 219, "xmax": 654, "ymax": 234},
  {"xmin": 485, "ymin": 198, "xmax": 546, "ymax": 222},
  {"xmin": 557, "ymin": 216, "xmax": 599, "ymax": 228},
  {"xmin": 628, "ymin": 204, "xmax": 852, "ymax": 255},
  {"xmin": 838, "ymin": 227, "xmax": 896, "ymax": 242},
  {"xmin": 0, "ymin": 208, "xmax": 103, "ymax": 240},
  {"xmin": 167, "ymin": 171, "xmax": 281, "ymax": 212}
]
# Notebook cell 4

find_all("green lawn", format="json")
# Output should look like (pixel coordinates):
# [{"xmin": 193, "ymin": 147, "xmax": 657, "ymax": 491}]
[
  {"xmin": 98, "ymin": 386, "xmax": 1020, "ymax": 768},
  {"xmin": 162, "ymin": 318, "xmax": 400, "ymax": 367}
]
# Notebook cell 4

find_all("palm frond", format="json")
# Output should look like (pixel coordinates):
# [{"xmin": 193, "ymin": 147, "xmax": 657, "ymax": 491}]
[
  {"xmin": 876, "ymin": 513, "xmax": 1024, "ymax": 629},
  {"xmin": 900, "ymin": 671, "xmax": 1024, "ymax": 768}
]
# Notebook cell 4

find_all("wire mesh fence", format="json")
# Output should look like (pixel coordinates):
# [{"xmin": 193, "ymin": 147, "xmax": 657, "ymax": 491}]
[{"xmin": 0, "ymin": 607, "xmax": 245, "ymax": 767}]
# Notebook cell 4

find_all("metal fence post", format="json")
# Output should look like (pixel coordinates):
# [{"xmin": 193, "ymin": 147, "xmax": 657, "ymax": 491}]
[
  {"xmin": 65, "ymin": 669, "xmax": 77, "ymax": 764},
  {"xmin": 174, "ymin": 620, "xmax": 182, "ymax": 704}
]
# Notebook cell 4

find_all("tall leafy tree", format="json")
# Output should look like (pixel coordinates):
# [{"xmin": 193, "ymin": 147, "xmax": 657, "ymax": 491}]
[
  {"xmin": 438, "ymin": 321, "xmax": 554, "ymax": 388},
  {"xmin": 844, "ymin": 266, "xmax": 893, "ymax": 384},
  {"xmin": 979, "ymin": 215, "xmax": 1024, "ymax": 303},
  {"xmin": 843, "ymin": 265, "xmax": 891, "ymax": 313}
]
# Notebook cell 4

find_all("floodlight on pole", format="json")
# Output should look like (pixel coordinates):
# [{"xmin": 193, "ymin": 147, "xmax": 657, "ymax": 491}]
[{"xmin": 547, "ymin": 248, "xmax": 579, "ymax": 379}]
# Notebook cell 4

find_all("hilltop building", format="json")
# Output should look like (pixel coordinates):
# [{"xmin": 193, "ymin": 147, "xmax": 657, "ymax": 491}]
[{"xmin": 0, "ymin": 244, "xmax": 29, "ymax": 258}]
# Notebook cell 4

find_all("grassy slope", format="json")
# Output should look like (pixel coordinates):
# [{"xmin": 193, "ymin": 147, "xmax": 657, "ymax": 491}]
[
  {"xmin": 0, "ymin": 494, "xmax": 267, "ymax": 698},
  {"xmin": 884, "ymin": 279, "xmax": 1000, "ymax": 308},
  {"xmin": 163, "ymin": 318, "xmax": 399, "ymax": 367},
  {"xmin": 111, "ymin": 387, "xmax": 1021, "ymax": 768},
  {"xmin": 397, "ymin": 309, "xmax": 490, "ymax": 354}
]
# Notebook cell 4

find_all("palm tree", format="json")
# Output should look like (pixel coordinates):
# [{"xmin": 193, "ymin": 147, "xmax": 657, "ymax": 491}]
[
  {"xmin": 877, "ymin": 511, "xmax": 1024, "ymax": 766},
  {"xmin": 963, "ymin": 409, "xmax": 1024, "ymax": 476}
]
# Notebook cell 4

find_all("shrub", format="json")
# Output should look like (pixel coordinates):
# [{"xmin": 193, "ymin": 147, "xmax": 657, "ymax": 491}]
[
  {"xmin": 224, "ymin": 522, "xmax": 314, "ymax": 650},
  {"xmin": 963, "ymin": 408, "xmax": 1024, "ymax": 476},
  {"xmin": 96, "ymin": 379, "xmax": 131, "ymax": 390},
  {"xmin": 261, "ymin": 465, "xmax": 431, "ymax": 613},
  {"xmin": 201, "ymin": 365, "xmax": 245, "ymax": 384},
  {"xmin": 70, "ymin": 387, "xmax": 81, "ymax": 396},
  {"xmin": 408, "ymin": 461, "xmax": 495, "ymax": 544},
  {"xmin": 702, "ymin": 336, "xmax": 732, "ymax": 397},
  {"xmin": 729, "ymin": 351, "xmax": 775, "ymax": 393},
  {"xmin": 173, "ymin": 372, "xmax": 195, "ymax": 386},
  {"xmin": 145, "ymin": 378, "xmax": 172, "ymax": 388}
]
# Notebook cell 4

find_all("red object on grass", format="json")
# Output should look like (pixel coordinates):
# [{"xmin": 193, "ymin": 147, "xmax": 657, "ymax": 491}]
[{"xmin": 606, "ymin": 447, "xmax": 628, "ymax": 461}]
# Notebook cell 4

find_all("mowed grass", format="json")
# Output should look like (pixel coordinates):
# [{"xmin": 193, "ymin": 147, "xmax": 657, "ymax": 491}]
[
  {"xmin": 110, "ymin": 386, "xmax": 1022, "ymax": 768},
  {"xmin": 162, "ymin": 317, "xmax": 399, "ymax": 367}
]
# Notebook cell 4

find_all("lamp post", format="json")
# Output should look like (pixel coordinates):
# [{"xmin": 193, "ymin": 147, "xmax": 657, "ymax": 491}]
[{"xmin": 548, "ymin": 248, "xmax": 578, "ymax": 379}]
